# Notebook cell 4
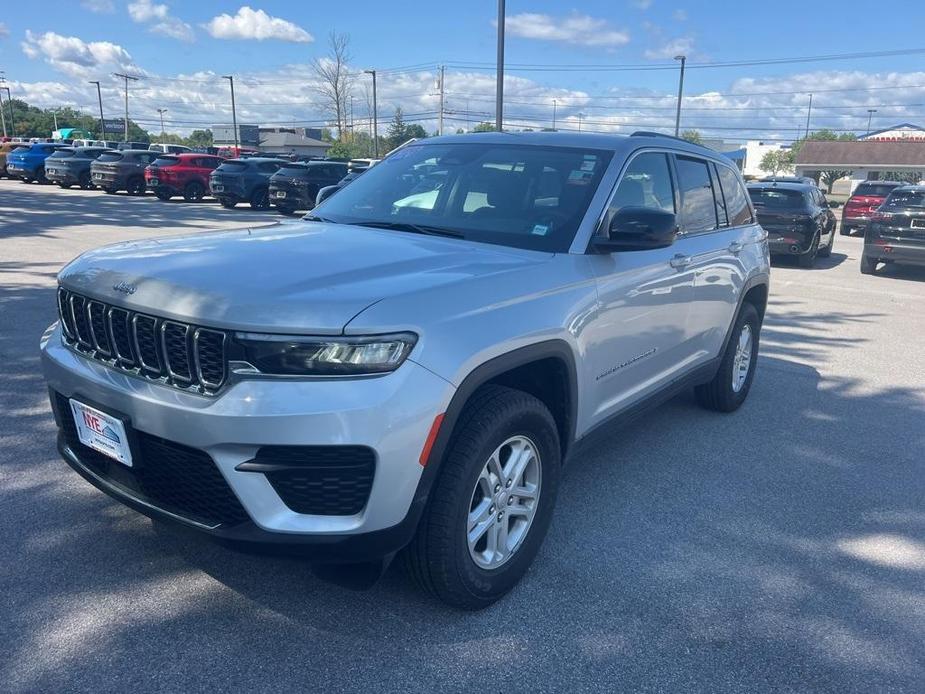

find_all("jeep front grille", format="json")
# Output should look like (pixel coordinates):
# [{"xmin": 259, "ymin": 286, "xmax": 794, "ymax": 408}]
[{"xmin": 57, "ymin": 287, "xmax": 229, "ymax": 394}]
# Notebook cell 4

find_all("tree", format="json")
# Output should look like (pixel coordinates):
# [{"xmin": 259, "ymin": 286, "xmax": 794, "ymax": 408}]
[
  {"xmin": 680, "ymin": 129, "xmax": 703, "ymax": 145},
  {"xmin": 405, "ymin": 124, "xmax": 427, "ymax": 140},
  {"xmin": 186, "ymin": 129, "xmax": 213, "ymax": 148},
  {"xmin": 386, "ymin": 107, "xmax": 407, "ymax": 150},
  {"xmin": 472, "ymin": 122, "xmax": 496, "ymax": 132},
  {"xmin": 312, "ymin": 32, "xmax": 354, "ymax": 138},
  {"xmin": 790, "ymin": 129, "xmax": 857, "ymax": 192},
  {"xmin": 759, "ymin": 149, "xmax": 793, "ymax": 176}
]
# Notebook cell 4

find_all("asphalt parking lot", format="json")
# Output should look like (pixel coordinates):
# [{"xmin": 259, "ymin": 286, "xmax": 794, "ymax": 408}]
[{"xmin": 1, "ymin": 180, "xmax": 924, "ymax": 693}]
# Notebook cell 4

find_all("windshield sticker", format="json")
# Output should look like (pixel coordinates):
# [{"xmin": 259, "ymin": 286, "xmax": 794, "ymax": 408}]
[
  {"xmin": 531, "ymin": 224, "xmax": 550, "ymax": 236},
  {"xmin": 568, "ymin": 169, "xmax": 593, "ymax": 185},
  {"xmin": 580, "ymin": 160, "xmax": 596, "ymax": 172}
]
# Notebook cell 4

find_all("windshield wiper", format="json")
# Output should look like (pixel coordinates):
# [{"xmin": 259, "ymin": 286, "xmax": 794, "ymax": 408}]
[
  {"xmin": 351, "ymin": 220, "xmax": 464, "ymax": 238},
  {"xmin": 302, "ymin": 214, "xmax": 337, "ymax": 223}
]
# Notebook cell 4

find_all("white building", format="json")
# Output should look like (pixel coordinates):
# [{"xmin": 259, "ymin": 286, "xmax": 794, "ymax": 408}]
[
  {"xmin": 858, "ymin": 123, "xmax": 925, "ymax": 142},
  {"xmin": 740, "ymin": 141, "xmax": 790, "ymax": 178}
]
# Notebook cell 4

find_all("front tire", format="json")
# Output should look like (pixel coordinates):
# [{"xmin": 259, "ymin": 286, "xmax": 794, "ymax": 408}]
[
  {"xmin": 403, "ymin": 385, "xmax": 561, "ymax": 610},
  {"xmin": 696, "ymin": 302, "xmax": 760, "ymax": 413}
]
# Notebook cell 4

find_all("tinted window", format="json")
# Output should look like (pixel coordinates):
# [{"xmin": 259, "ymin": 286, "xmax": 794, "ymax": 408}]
[
  {"xmin": 78, "ymin": 149, "xmax": 106, "ymax": 159},
  {"xmin": 49, "ymin": 149, "xmax": 76, "ymax": 159},
  {"xmin": 747, "ymin": 188, "xmax": 808, "ymax": 209},
  {"xmin": 97, "ymin": 152, "xmax": 123, "ymax": 163},
  {"xmin": 137, "ymin": 153, "xmax": 155, "ymax": 165},
  {"xmin": 854, "ymin": 183, "xmax": 900, "ymax": 197},
  {"xmin": 883, "ymin": 190, "xmax": 925, "ymax": 208},
  {"xmin": 717, "ymin": 165, "xmax": 753, "ymax": 226},
  {"xmin": 217, "ymin": 161, "xmax": 248, "ymax": 172},
  {"xmin": 604, "ymin": 152, "xmax": 675, "ymax": 229},
  {"xmin": 257, "ymin": 162, "xmax": 281, "ymax": 173},
  {"xmin": 675, "ymin": 156, "xmax": 718, "ymax": 233},
  {"xmin": 316, "ymin": 142, "xmax": 613, "ymax": 252},
  {"xmin": 152, "ymin": 156, "xmax": 180, "ymax": 167}
]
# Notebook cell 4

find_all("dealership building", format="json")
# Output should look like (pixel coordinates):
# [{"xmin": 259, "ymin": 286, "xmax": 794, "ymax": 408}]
[{"xmin": 795, "ymin": 139, "xmax": 925, "ymax": 194}]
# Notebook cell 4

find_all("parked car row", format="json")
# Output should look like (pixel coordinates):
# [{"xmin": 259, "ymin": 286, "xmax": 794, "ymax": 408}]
[{"xmin": 2, "ymin": 140, "xmax": 373, "ymax": 214}]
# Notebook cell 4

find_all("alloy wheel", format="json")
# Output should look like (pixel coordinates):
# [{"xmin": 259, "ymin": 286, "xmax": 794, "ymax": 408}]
[{"xmin": 732, "ymin": 324, "xmax": 753, "ymax": 393}]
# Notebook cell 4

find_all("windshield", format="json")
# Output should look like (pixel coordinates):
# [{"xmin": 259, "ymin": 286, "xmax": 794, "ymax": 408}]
[
  {"xmin": 854, "ymin": 183, "xmax": 899, "ymax": 197},
  {"xmin": 883, "ymin": 190, "xmax": 925, "ymax": 208},
  {"xmin": 152, "ymin": 156, "xmax": 180, "ymax": 167},
  {"xmin": 747, "ymin": 188, "xmax": 807, "ymax": 210},
  {"xmin": 313, "ymin": 142, "xmax": 613, "ymax": 252},
  {"xmin": 49, "ymin": 149, "xmax": 76, "ymax": 159},
  {"xmin": 217, "ymin": 161, "xmax": 248, "ymax": 172},
  {"xmin": 96, "ymin": 152, "xmax": 123, "ymax": 163}
]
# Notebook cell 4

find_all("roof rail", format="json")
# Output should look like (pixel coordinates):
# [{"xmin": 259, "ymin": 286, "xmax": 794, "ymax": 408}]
[{"xmin": 630, "ymin": 130, "xmax": 710, "ymax": 149}]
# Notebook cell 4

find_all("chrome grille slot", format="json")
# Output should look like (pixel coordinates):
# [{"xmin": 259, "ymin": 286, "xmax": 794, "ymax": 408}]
[
  {"xmin": 69, "ymin": 294, "xmax": 92, "ymax": 348},
  {"xmin": 162, "ymin": 321, "xmax": 192, "ymax": 382},
  {"xmin": 55, "ymin": 288, "xmax": 228, "ymax": 394},
  {"xmin": 132, "ymin": 314, "xmax": 162, "ymax": 374},
  {"xmin": 88, "ymin": 301, "xmax": 111, "ymax": 356},
  {"xmin": 109, "ymin": 307, "xmax": 135, "ymax": 365}
]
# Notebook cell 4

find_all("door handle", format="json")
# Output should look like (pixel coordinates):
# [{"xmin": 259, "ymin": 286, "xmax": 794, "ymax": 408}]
[
  {"xmin": 669, "ymin": 254, "xmax": 692, "ymax": 269},
  {"xmin": 728, "ymin": 241, "xmax": 744, "ymax": 254}
]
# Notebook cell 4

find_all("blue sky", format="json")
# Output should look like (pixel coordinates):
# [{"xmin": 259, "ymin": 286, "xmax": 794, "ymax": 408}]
[{"xmin": 2, "ymin": 1, "xmax": 925, "ymax": 140}]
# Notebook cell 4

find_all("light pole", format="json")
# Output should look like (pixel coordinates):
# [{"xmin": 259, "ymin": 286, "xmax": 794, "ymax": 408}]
[
  {"xmin": 157, "ymin": 108, "xmax": 168, "ymax": 140},
  {"xmin": 804, "ymin": 93, "xmax": 813, "ymax": 139},
  {"xmin": 0, "ymin": 71, "xmax": 6, "ymax": 137},
  {"xmin": 364, "ymin": 69, "xmax": 378, "ymax": 157},
  {"xmin": 552, "ymin": 99, "xmax": 557, "ymax": 130},
  {"xmin": 88, "ymin": 80, "xmax": 104, "ymax": 140},
  {"xmin": 866, "ymin": 108, "xmax": 877, "ymax": 136},
  {"xmin": 223, "ymin": 75, "xmax": 238, "ymax": 152},
  {"xmin": 674, "ymin": 54, "xmax": 686, "ymax": 137},
  {"xmin": 495, "ymin": 0, "xmax": 505, "ymax": 131},
  {"xmin": 112, "ymin": 72, "xmax": 138, "ymax": 141}
]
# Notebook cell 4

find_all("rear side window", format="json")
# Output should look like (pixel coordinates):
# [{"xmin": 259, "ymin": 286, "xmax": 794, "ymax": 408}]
[
  {"xmin": 153, "ymin": 156, "xmax": 180, "ymax": 167},
  {"xmin": 49, "ymin": 149, "xmax": 76, "ymax": 159},
  {"xmin": 257, "ymin": 162, "xmax": 281, "ymax": 173},
  {"xmin": 218, "ymin": 161, "xmax": 248, "ymax": 172},
  {"xmin": 96, "ymin": 152, "xmax": 123, "ymax": 163},
  {"xmin": 605, "ymin": 152, "xmax": 675, "ymax": 228},
  {"xmin": 716, "ymin": 165, "xmax": 753, "ymax": 226},
  {"xmin": 854, "ymin": 183, "xmax": 899, "ymax": 197},
  {"xmin": 675, "ymin": 156, "xmax": 718, "ymax": 233}
]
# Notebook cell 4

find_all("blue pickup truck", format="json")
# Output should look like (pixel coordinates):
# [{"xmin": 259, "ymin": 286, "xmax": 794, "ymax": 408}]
[{"xmin": 5, "ymin": 143, "xmax": 68, "ymax": 184}]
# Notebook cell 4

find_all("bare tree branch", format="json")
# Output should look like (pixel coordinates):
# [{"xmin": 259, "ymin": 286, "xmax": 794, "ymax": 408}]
[{"xmin": 311, "ymin": 32, "xmax": 354, "ymax": 138}]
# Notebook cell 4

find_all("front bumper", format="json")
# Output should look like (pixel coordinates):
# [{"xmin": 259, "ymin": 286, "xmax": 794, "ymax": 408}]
[{"xmin": 41, "ymin": 324, "xmax": 454, "ymax": 558}]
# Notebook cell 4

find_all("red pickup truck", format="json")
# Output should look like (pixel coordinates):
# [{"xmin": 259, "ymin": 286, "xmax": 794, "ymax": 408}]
[
  {"xmin": 841, "ymin": 181, "xmax": 904, "ymax": 235},
  {"xmin": 145, "ymin": 153, "xmax": 224, "ymax": 202}
]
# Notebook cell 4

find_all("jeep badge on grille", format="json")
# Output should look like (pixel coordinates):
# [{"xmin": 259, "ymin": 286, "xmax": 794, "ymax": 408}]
[{"xmin": 112, "ymin": 281, "xmax": 137, "ymax": 295}]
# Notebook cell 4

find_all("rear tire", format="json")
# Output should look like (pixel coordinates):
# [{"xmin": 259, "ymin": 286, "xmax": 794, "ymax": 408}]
[
  {"xmin": 58, "ymin": 183, "xmax": 72, "ymax": 189},
  {"xmin": 250, "ymin": 187, "xmax": 270, "ymax": 209},
  {"xmin": 78, "ymin": 171, "xmax": 92, "ymax": 190},
  {"xmin": 840, "ymin": 225, "xmax": 852, "ymax": 236},
  {"xmin": 183, "ymin": 181, "xmax": 205, "ymax": 202},
  {"xmin": 797, "ymin": 234, "xmax": 819, "ymax": 268},
  {"xmin": 817, "ymin": 231, "xmax": 834, "ymax": 258},
  {"xmin": 219, "ymin": 198, "xmax": 237, "ymax": 209},
  {"xmin": 103, "ymin": 187, "xmax": 117, "ymax": 194},
  {"xmin": 276, "ymin": 206, "xmax": 295, "ymax": 216},
  {"xmin": 695, "ymin": 302, "xmax": 760, "ymax": 413},
  {"xmin": 860, "ymin": 254, "xmax": 878, "ymax": 275},
  {"xmin": 155, "ymin": 190, "xmax": 172, "ymax": 201},
  {"xmin": 402, "ymin": 385, "xmax": 561, "ymax": 610},
  {"xmin": 35, "ymin": 167, "xmax": 47, "ymax": 184},
  {"xmin": 127, "ymin": 176, "xmax": 146, "ymax": 196}
]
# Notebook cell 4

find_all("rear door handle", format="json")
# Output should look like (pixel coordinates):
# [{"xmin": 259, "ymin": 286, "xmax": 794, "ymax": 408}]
[
  {"xmin": 728, "ymin": 241, "xmax": 744, "ymax": 254},
  {"xmin": 669, "ymin": 254, "xmax": 692, "ymax": 269}
]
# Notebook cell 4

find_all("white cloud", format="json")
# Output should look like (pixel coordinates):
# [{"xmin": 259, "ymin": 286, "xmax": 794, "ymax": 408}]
[
  {"xmin": 204, "ymin": 6, "xmax": 313, "ymax": 43},
  {"xmin": 504, "ymin": 13, "xmax": 630, "ymax": 48},
  {"xmin": 644, "ymin": 36, "xmax": 695, "ymax": 59},
  {"xmin": 128, "ymin": 0, "xmax": 194, "ymax": 42},
  {"xmin": 634, "ymin": 0, "xmax": 654, "ymax": 9},
  {"xmin": 0, "ymin": 23, "xmax": 9, "ymax": 39},
  {"xmin": 81, "ymin": 0, "xmax": 114, "ymax": 12},
  {"xmin": 21, "ymin": 30, "xmax": 140, "ymax": 77},
  {"xmin": 673, "ymin": 9, "xmax": 688, "ymax": 21}
]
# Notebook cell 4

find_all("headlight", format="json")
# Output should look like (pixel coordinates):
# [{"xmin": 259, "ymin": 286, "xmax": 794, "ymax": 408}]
[{"xmin": 235, "ymin": 332, "xmax": 417, "ymax": 376}]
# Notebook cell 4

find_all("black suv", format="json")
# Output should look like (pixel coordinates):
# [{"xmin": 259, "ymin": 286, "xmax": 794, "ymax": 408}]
[
  {"xmin": 209, "ymin": 157, "xmax": 287, "ymax": 209},
  {"xmin": 45, "ymin": 147, "xmax": 110, "ymax": 189},
  {"xmin": 747, "ymin": 182, "xmax": 836, "ymax": 268},
  {"xmin": 269, "ymin": 161, "xmax": 349, "ymax": 215},
  {"xmin": 91, "ymin": 149, "xmax": 158, "ymax": 195},
  {"xmin": 315, "ymin": 168, "xmax": 367, "ymax": 206},
  {"xmin": 861, "ymin": 185, "xmax": 925, "ymax": 275}
]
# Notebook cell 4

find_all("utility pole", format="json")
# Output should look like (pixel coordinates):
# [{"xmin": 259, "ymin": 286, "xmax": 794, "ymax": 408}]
[
  {"xmin": 365, "ymin": 69, "xmax": 378, "ymax": 157},
  {"xmin": 437, "ymin": 65, "xmax": 445, "ymax": 136},
  {"xmin": 113, "ymin": 72, "xmax": 138, "ymax": 141},
  {"xmin": 157, "ymin": 108, "xmax": 168, "ymax": 140},
  {"xmin": 673, "ymin": 55, "xmax": 686, "ymax": 137},
  {"xmin": 577, "ymin": 112, "xmax": 584, "ymax": 132},
  {"xmin": 866, "ymin": 108, "xmax": 877, "ymax": 136},
  {"xmin": 88, "ymin": 80, "xmax": 105, "ymax": 139},
  {"xmin": 805, "ymin": 93, "xmax": 813, "ymax": 139},
  {"xmin": 552, "ymin": 99, "xmax": 557, "ymax": 131},
  {"xmin": 0, "ymin": 72, "xmax": 7, "ymax": 137},
  {"xmin": 222, "ymin": 75, "xmax": 238, "ymax": 152},
  {"xmin": 1, "ymin": 87, "xmax": 13, "ymax": 136},
  {"xmin": 495, "ymin": 0, "xmax": 505, "ymax": 131}
]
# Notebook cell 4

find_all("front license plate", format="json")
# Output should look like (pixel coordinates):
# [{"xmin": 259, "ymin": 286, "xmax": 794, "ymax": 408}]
[
  {"xmin": 213, "ymin": 184, "xmax": 224, "ymax": 192},
  {"xmin": 69, "ymin": 399, "xmax": 133, "ymax": 467},
  {"xmin": 275, "ymin": 190, "xmax": 287, "ymax": 198},
  {"xmin": 911, "ymin": 218, "xmax": 925, "ymax": 229}
]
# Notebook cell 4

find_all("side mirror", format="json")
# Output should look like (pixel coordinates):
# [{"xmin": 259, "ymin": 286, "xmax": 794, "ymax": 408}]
[{"xmin": 592, "ymin": 206, "xmax": 678, "ymax": 253}]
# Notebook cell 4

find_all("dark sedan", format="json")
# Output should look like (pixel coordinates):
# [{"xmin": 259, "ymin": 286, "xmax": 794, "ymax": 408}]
[
  {"xmin": 91, "ymin": 149, "xmax": 158, "ymax": 195},
  {"xmin": 45, "ymin": 147, "xmax": 110, "ymax": 189},
  {"xmin": 861, "ymin": 185, "xmax": 925, "ymax": 275},
  {"xmin": 209, "ymin": 157, "xmax": 287, "ymax": 209},
  {"xmin": 747, "ymin": 182, "xmax": 836, "ymax": 268}
]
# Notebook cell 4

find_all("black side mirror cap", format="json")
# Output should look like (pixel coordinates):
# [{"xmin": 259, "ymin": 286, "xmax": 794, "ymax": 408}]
[{"xmin": 591, "ymin": 206, "xmax": 679, "ymax": 253}]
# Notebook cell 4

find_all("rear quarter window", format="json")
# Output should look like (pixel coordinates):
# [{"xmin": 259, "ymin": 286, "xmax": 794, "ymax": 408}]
[
  {"xmin": 152, "ymin": 156, "xmax": 180, "ymax": 167},
  {"xmin": 675, "ymin": 156, "xmax": 719, "ymax": 233},
  {"xmin": 716, "ymin": 165, "xmax": 753, "ymax": 226}
]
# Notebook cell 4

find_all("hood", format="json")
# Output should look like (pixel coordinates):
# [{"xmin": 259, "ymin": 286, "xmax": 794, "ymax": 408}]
[{"xmin": 58, "ymin": 220, "xmax": 553, "ymax": 334}]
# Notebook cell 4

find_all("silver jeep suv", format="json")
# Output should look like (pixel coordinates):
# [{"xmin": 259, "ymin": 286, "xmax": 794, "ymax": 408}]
[{"xmin": 41, "ymin": 132, "xmax": 770, "ymax": 609}]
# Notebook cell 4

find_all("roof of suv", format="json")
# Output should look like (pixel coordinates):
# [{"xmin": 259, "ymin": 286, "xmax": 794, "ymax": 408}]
[{"xmin": 746, "ymin": 181, "xmax": 816, "ymax": 192}]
